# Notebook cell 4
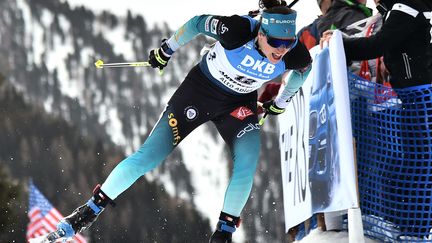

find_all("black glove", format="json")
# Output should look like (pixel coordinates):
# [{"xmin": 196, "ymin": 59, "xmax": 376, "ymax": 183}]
[
  {"xmin": 148, "ymin": 40, "xmax": 173, "ymax": 70},
  {"xmin": 262, "ymin": 100, "xmax": 285, "ymax": 115}
]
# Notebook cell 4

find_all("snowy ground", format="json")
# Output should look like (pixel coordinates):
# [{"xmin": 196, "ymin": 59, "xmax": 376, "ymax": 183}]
[{"xmin": 296, "ymin": 229, "xmax": 380, "ymax": 243}]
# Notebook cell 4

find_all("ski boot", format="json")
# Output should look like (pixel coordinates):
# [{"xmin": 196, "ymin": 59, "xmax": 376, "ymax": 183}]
[
  {"xmin": 57, "ymin": 184, "xmax": 115, "ymax": 238},
  {"xmin": 209, "ymin": 212, "xmax": 241, "ymax": 243}
]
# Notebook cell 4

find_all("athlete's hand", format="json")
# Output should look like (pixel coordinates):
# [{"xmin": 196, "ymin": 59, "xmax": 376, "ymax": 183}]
[
  {"xmin": 262, "ymin": 100, "xmax": 285, "ymax": 116},
  {"xmin": 148, "ymin": 40, "xmax": 172, "ymax": 70}
]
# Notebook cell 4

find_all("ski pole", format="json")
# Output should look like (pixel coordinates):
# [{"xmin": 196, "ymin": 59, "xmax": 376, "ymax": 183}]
[
  {"xmin": 288, "ymin": 0, "xmax": 299, "ymax": 8},
  {"xmin": 259, "ymin": 112, "xmax": 268, "ymax": 126},
  {"xmin": 94, "ymin": 59, "xmax": 164, "ymax": 75},
  {"xmin": 94, "ymin": 59, "xmax": 150, "ymax": 68},
  {"xmin": 257, "ymin": 101, "xmax": 268, "ymax": 126}
]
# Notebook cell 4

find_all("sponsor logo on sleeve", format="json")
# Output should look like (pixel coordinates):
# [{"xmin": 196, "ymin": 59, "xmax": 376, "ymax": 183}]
[
  {"xmin": 218, "ymin": 23, "xmax": 229, "ymax": 34},
  {"xmin": 205, "ymin": 16, "xmax": 212, "ymax": 32},
  {"xmin": 210, "ymin": 19, "xmax": 219, "ymax": 34}
]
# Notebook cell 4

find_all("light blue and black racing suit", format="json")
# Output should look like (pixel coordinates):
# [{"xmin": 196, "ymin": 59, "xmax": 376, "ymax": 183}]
[{"xmin": 100, "ymin": 14, "xmax": 311, "ymax": 217}]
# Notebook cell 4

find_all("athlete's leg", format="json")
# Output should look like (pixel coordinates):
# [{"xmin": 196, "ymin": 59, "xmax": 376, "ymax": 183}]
[
  {"xmin": 101, "ymin": 105, "xmax": 193, "ymax": 199},
  {"xmin": 214, "ymin": 104, "xmax": 261, "ymax": 217},
  {"xmin": 209, "ymin": 104, "xmax": 261, "ymax": 242}
]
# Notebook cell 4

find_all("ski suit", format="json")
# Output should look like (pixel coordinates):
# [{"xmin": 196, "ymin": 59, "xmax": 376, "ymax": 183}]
[{"xmin": 99, "ymin": 14, "xmax": 311, "ymax": 217}]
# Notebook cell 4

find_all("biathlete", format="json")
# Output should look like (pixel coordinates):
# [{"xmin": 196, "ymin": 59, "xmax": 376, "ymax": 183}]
[{"xmin": 54, "ymin": 2, "xmax": 311, "ymax": 243}]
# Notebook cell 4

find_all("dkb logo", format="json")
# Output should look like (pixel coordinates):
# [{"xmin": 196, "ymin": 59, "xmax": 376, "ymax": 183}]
[{"xmin": 240, "ymin": 55, "xmax": 276, "ymax": 74}]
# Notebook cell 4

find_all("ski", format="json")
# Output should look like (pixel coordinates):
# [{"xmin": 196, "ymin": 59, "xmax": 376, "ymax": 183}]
[
  {"xmin": 29, "ymin": 219, "xmax": 77, "ymax": 243},
  {"xmin": 28, "ymin": 228, "xmax": 67, "ymax": 243}
]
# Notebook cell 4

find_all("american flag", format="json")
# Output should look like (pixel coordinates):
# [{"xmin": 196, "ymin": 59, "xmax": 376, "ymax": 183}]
[{"xmin": 27, "ymin": 181, "xmax": 87, "ymax": 243}]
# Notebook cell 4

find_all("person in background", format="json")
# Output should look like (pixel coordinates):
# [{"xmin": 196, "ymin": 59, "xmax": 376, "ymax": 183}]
[
  {"xmin": 50, "ymin": 2, "xmax": 312, "ymax": 243},
  {"xmin": 322, "ymin": 0, "xmax": 432, "ymax": 239},
  {"xmin": 298, "ymin": 0, "xmax": 333, "ymax": 50},
  {"xmin": 317, "ymin": 0, "xmax": 372, "ymax": 36},
  {"xmin": 346, "ymin": 0, "xmax": 393, "ymax": 97}
]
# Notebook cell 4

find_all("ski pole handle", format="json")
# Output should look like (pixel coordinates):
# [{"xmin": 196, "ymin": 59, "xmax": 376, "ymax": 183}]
[
  {"xmin": 259, "ymin": 112, "xmax": 268, "ymax": 126},
  {"xmin": 157, "ymin": 67, "xmax": 164, "ymax": 75},
  {"xmin": 257, "ymin": 101, "xmax": 267, "ymax": 126}
]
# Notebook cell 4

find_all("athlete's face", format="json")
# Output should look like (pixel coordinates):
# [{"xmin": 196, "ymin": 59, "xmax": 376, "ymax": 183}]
[
  {"xmin": 257, "ymin": 31, "xmax": 295, "ymax": 64},
  {"xmin": 319, "ymin": 0, "xmax": 332, "ymax": 14}
]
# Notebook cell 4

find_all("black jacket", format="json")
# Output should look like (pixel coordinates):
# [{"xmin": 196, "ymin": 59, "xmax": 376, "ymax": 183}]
[
  {"xmin": 317, "ymin": 0, "xmax": 372, "ymax": 36},
  {"xmin": 344, "ymin": 0, "xmax": 432, "ymax": 88}
]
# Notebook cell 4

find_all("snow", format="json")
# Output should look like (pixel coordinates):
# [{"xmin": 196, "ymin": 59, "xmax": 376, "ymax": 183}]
[
  {"xmin": 97, "ymin": 103, "xmax": 109, "ymax": 124},
  {"xmin": 95, "ymin": 19, "xmax": 135, "ymax": 61},
  {"xmin": 16, "ymin": 0, "xmax": 39, "ymax": 66},
  {"xmin": 17, "ymin": 0, "xmax": 81, "ymax": 99},
  {"xmin": 296, "ymin": 229, "xmax": 380, "ymax": 243},
  {"xmin": 66, "ymin": 0, "xmax": 321, "ymax": 32},
  {"xmin": 106, "ymin": 107, "xmax": 127, "ymax": 145},
  {"xmin": 79, "ymin": 47, "xmax": 96, "ymax": 73},
  {"xmin": 43, "ymin": 95, "xmax": 53, "ymax": 113}
]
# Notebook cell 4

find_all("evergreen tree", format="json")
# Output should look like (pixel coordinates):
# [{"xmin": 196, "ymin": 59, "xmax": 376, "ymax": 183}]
[{"xmin": 0, "ymin": 164, "xmax": 24, "ymax": 241}]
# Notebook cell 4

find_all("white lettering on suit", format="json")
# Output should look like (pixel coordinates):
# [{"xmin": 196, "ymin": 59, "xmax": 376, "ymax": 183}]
[{"xmin": 240, "ymin": 55, "xmax": 276, "ymax": 74}]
